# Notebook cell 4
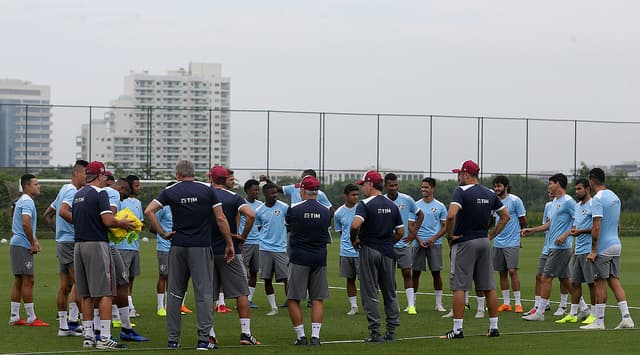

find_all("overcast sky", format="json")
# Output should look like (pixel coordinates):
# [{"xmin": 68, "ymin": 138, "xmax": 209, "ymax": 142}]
[{"xmin": 2, "ymin": 0, "xmax": 639, "ymax": 177}]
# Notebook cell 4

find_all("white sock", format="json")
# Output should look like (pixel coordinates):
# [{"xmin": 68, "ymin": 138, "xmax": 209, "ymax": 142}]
[
  {"xmin": 578, "ymin": 297, "xmax": 589, "ymax": 312},
  {"xmin": 502, "ymin": 290, "xmax": 510, "ymax": 305},
  {"xmin": 534, "ymin": 295, "xmax": 541, "ymax": 309},
  {"xmin": 58, "ymin": 310, "xmax": 68, "ymax": 330},
  {"xmin": 311, "ymin": 323, "xmax": 322, "ymax": 338},
  {"xmin": 570, "ymin": 303, "xmax": 579, "ymax": 316},
  {"xmin": 453, "ymin": 318, "xmax": 463, "ymax": 334},
  {"xmin": 119, "ymin": 307, "xmax": 131, "ymax": 329},
  {"xmin": 218, "ymin": 292, "xmax": 225, "ymax": 306},
  {"xmin": 349, "ymin": 296, "xmax": 358, "ymax": 309},
  {"xmin": 590, "ymin": 305, "xmax": 596, "ymax": 316},
  {"xmin": 240, "ymin": 318, "xmax": 251, "ymax": 335},
  {"xmin": 93, "ymin": 309, "xmax": 100, "ymax": 330},
  {"xmin": 69, "ymin": 302, "xmax": 79, "ymax": 322},
  {"xmin": 559, "ymin": 293, "xmax": 569, "ymax": 308},
  {"xmin": 128, "ymin": 296, "xmax": 134, "ymax": 310},
  {"xmin": 10, "ymin": 301, "xmax": 20, "ymax": 320},
  {"xmin": 248, "ymin": 287, "xmax": 255, "ymax": 302},
  {"xmin": 111, "ymin": 305, "xmax": 119, "ymax": 318},
  {"xmin": 539, "ymin": 298, "xmax": 549, "ymax": 315},
  {"xmin": 464, "ymin": 291, "xmax": 469, "ymax": 304},
  {"xmin": 477, "ymin": 297, "xmax": 486, "ymax": 311},
  {"xmin": 100, "ymin": 319, "xmax": 111, "ymax": 340},
  {"xmin": 618, "ymin": 301, "xmax": 631, "ymax": 318},
  {"xmin": 157, "ymin": 293, "xmax": 165, "ymax": 309},
  {"xmin": 25, "ymin": 303, "xmax": 35, "ymax": 323},
  {"xmin": 209, "ymin": 326, "xmax": 216, "ymax": 338},
  {"xmin": 83, "ymin": 320, "xmax": 94, "ymax": 339},
  {"xmin": 406, "ymin": 288, "xmax": 415, "ymax": 307},
  {"xmin": 435, "ymin": 290, "xmax": 443, "ymax": 306},
  {"xmin": 595, "ymin": 303, "xmax": 606, "ymax": 325},
  {"xmin": 294, "ymin": 324, "xmax": 305, "ymax": 339},
  {"xmin": 489, "ymin": 316, "xmax": 498, "ymax": 329},
  {"xmin": 267, "ymin": 293, "xmax": 277, "ymax": 310},
  {"xmin": 514, "ymin": 291, "xmax": 521, "ymax": 306}
]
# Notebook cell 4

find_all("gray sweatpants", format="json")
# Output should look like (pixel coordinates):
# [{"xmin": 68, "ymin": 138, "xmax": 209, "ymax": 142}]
[
  {"xmin": 359, "ymin": 245, "xmax": 400, "ymax": 335},
  {"xmin": 167, "ymin": 246, "xmax": 214, "ymax": 343}
]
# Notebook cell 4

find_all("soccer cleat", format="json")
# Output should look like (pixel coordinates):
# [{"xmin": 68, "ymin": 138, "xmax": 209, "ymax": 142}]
[
  {"xmin": 129, "ymin": 308, "xmax": 140, "ymax": 318},
  {"xmin": 240, "ymin": 333, "xmax": 261, "ymax": 345},
  {"xmin": 9, "ymin": 318, "xmax": 27, "ymax": 326},
  {"xmin": 553, "ymin": 306, "xmax": 567, "ymax": 316},
  {"xmin": 407, "ymin": 306, "xmax": 417, "ymax": 315},
  {"xmin": 293, "ymin": 336, "xmax": 308, "ymax": 345},
  {"xmin": 545, "ymin": 304, "xmax": 551, "ymax": 311},
  {"xmin": 181, "ymin": 304, "xmax": 193, "ymax": 314},
  {"xmin": 28, "ymin": 318, "xmax": 49, "ymax": 327},
  {"xmin": 216, "ymin": 305, "xmax": 233, "ymax": 313},
  {"xmin": 581, "ymin": 314, "xmax": 596, "ymax": 324},
  {"xmin": 120, "ymin": 328, "xmax": 149, "ymax": 341},
  {"xmin": 522, "ymin": 311, "xmax": 545, "ymax": 321},
  {"xmin": 475, "ymin": 310, "xmax": 485, "ymax": 319},
  {"xmin": 96, "ymin": 337, "xmax": 128, "ymax": 349},
  {"xmin": 498, "ymin": 304, "xmax": 512, "ymax": 312},
  {"xmin": 364, "ymin": 333, "xmax": 385, "ymax": 343},
  {"xmin": 266, "ymin": 308, "xmax": 278, "ymax": 316},
  {"xmin": 309, "ymin": 337, "xmax": 322, "ymax": 346},
  {"xmin": 577, "ymin": 309, "xmax": 591, "ymax": 322},
  {"xmin": 403, "ymin": 306, "xmax": 409, "ymax": 312},
  {"xmin": 614, "ymin": 318, "xmax": 635, "ymax": 329},
  {"xmin": 435, "ymin": 304, "xmax": 447, "ymax": 312},
  {"xmin": 514, "ymin": 305, "xmax": 524, "ymax": 313},
  {"xmin": 167, "ymin": 341, "xmax": 180, "ymax": 349},
  {"xmin": 523, "ymin": 307, "xmax": 537, "ymax": 316},
  {"xmin": 197, "ymin": 339, "xmax": 217, "ymax": 350},
  {"xmin": 442, "ymin": 310, "xmax": 453, "ymax": 318},
  {"xmin": 249, "ymin": 301, "xmax": 259, "ymax": 309},
  {"xmin": 346, "ymin": 307, "xmax": 358, "ymax": 316},
  {"xmin": 555, "ymin": 314, "xmax": 578, "ymax": 324},
  {"xmin": 279, "ymin": 302, "xmax": 289, "ymax": 308},
  {"xmin": 157, "ymin": 307, "xmax": 167, "ymax": 316},
  {"xmin": 580, "ymin": 322, "xmax": 605, "ymax": 330},
  {"xmin": 487, "ymin": 328, "xmax": 500, "ymax": 337},
  {"xmin": 440, "ymin": 330, "xmax": 464, "ymax": 339},
  {"xmin": 83, "ymin": 337, "xmax": 96, "ymax": 348},
  {"xmin": 383, "ymin": 332, "xmax": 397, "ymax": 342},
  {"xmin": 111, "ymin": 320, "xmax": 135, "ymax": 328},
  {"xmin": 465, "ymin": 303, "xmax": 471, "ymax": 310}
]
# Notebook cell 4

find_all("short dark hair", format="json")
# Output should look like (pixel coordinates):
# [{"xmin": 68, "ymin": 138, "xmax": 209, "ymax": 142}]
[
  {"xmin": 343, "ymin": 183, "xmax": 359, "ymax": 195},
  {"xmin": 422, "ymin": 177, "xmax": 436, "ymax": 187},
  {"xmin": 125, "ymin": 174, "xmax": 140, "ymax": 182},
  {"xmin": 493, "ymin": 175, "xmax": 510, "ymax": 187},
  {"xmin": 589, "ymin": 168, "xmax": 605, "ymax": 185},
  {"xmin": 302, "ymin": 169, "xmax": 317, "ymax": 178},
  {"xmin": 262, "ymin": 182, "xmax": 277, "ymax": 194},
  {"xmin": 74, "ymin": 159, "xmax": 89, "ymax": 168},
  {"xmin": 165, "ymin": 181, "xmax": 176, "ymax": 188},
  {"xmin": 575, "ymin": 178, "xmax": 590, "ymax": 189},
  {"xmin": 372, "ymin": 182, "xmax": 384, "ymax": 191},
  {"xmin": 20, "ymin": 174, "xmax": 36, "ymax": 189},
  {"xmin": 384, "ymin": 173, "xmax": 398, "ymax": 182},
  {"xmin": 244, "ymin": 179, "xmax": 259, "ymax": 192},
  {"xmin": 106, "ymin": 174, "xmax": 115, "ymax": 181},
  {"xmin": 226, "ymin": 168, "xmax": 234, "ymax": 175},
  {"xmin": 549, "ymin": 173, "xmax": 568, "ymax": 189}
]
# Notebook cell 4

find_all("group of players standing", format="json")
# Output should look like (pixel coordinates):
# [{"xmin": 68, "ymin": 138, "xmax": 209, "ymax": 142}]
[{"xmin": 6, "ymin": 158, "xmax": 634, "ymax": 350}]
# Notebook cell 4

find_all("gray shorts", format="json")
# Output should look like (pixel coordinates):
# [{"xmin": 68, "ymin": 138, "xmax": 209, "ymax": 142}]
[
  {"xmin": 450, "ymin": 238, "xmax": 495, "ymax": 291},
  {"xmin": 260, "ymin": 250, "xmax": 289, "ymax": 282},
  {"xmin": 542, "ymin": 248, "xmax": 571, "ymax": 279},
  {"xmin": 74, "ymin": 241, "xmax": 116, "ymax": 298},
  {"xmin": 339, "ymin": 256, "xmax": 359, "ymax": 279},
  {"xmin": 492, "ymin": 246, "xmax": 520, "ymax": 271},
  {"xmin": 118, "ymin": 249, "xmax": 140, "ymax": 278},
  {"xmin": 571, "ymin": 254, "xmax": 595, "ymax": 284},
  {"xmin": 213, "ymin": 254, "xmax": 249, "ymax": 299},
  {"xmin": 241, "ymin": 243, "xmax": 260, "ymax": 274},
  {"xmin": 110, "ymin": 246, "xmax": 129, "ymax": 286},
  {"xmin": 157, "ymin": 251, "xmax": 169, "ymax": 277},
  {"xmin": 412, "ymin": 245, "xmax": 443, "ymax": 272},
  {"xmin": 287, "ymin": 264, "xmax": 329, "ymax": 300},
  {"xmin": 394, "ymin": 247, "xmax": 412, "ymax": 269},
  {"xmin": 10, "ymin": 245, "xmax": 34, "ymax": 276},
  {"xmin": 56, "ymin": 242, "xmax": 75, "ymax": 273},
  {"xmin": 537, "ymin": 254, "xmax": 548, "ymax": 275},
  {"xmin": 593, "ymin": 255, "xmax": 621, "ymax": 280}
]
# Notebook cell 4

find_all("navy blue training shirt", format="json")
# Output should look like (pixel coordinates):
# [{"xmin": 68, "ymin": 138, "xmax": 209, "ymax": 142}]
[
  {"xmin": 211, "ymin": 187, "xmax": 247, "ymax": 255},
  {"xmin": 354, "ymin": 195, "xmax": 403, "ymax": 258},
  {"xmin": 286, "ymin": 199, "xmax": 332, "ymax": 267},
  {"xmin": 73, "ymin": 185, "xmax": 112, "ymax": 243},
  {"xmin": 450, "ymin": 184, "xmax": 504, "ymax": 244}
]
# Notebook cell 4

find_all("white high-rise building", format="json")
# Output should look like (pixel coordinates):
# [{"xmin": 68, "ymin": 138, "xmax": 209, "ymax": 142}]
[
  {"xmin": 77, "ymin": 62, "xmax": 230, "ymax": 176},
  {"xmin": 0, "ymin": 79, "xmax": 52, "ymax": 168}
]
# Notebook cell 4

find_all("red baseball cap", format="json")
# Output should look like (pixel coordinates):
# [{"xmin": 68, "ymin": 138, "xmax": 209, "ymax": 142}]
[
  {"xmin": 300, "ymin": 175, "xmax": 320, "ymax": 190},
  {"xmin": 452, "ymin": 160, "xmax": 480, "ymax": 175},
  {"xmin": 86, "ymin": 161, "xmax": 106, "ymax": 175},
  {"xmin": 208, "ymin": 166, "xmax": 228, "ymax": 180},
  {"xmin": 356, "ymin": 170, "xmax": 383, "ymax": 185}
]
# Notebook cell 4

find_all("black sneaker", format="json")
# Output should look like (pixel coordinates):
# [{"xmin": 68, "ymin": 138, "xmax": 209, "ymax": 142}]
[
  {"xmin": 441, "ymin": 330, "xmax": 464, "ymax": 339},
  {"xmin": 240, "ymin": 333, "xmax": 261, "ymax": 345},
  {"xmin": 197, "ymin": 339, "xmax": 217, "ymax": 350},
  {"xmin": 465, "ymin": 303, "xmax": 471, "ymax": 310},
  {"xmin": 293, "ymin": 336, "xmax": 308, "ymax": 346},
  {"xmin": 383, "ymin": 332, "xmax": 397, "ymax": 342},
  {"xmin": 168, "ymin": 341, "xmax": 180, "ymax": 349},
  {"xmin": 487, "ymin": 328, "xmax": 500, "ymax": 337},
  {"xmin": 364, "ymin": 333, "xmax": 385, "ymax": 343},
  {"xmin": 309, "ymin": 337, "xmax": 321, "ymax": 346}
]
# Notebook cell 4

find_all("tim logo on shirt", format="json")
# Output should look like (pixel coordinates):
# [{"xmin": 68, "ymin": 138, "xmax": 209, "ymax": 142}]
[{"xmin": 476, "ymin": 198, "xmax": 489, "ymax": 205}]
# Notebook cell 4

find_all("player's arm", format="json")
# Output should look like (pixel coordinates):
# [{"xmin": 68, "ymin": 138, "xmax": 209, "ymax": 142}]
[
  {"xmin": 409, "ymin": 210, "xmax": 424, "ymax": 242},
  {"xmin": 43, "ymin": 206, "xmax": 56, "ymax": 232},
  {"xmin": 445, "ymin": 204, "xmax": 461, "ymax": 243},
  {"xmin": 22, "ymin": 213, "xmax": 39, "ymax": 254},
  {"xmin": 350, "ymin": 216, "xmax": 363, "ymax": 249},
  {"xmin": 491, "ymin": 207, "xmax": 510, "ymax": 238},
  {"xmin": 213, "ymin": 205, "xmax": 235, "ymax": 262},
  {"xmin": 144, "ymin": 201, "xmax": 174, "ymax": 239},
  {"xmin": 587, "ymin": 217, "xmax": 601, "ymax": 262},
  {"xmin": 518, "ymin": 215, "xmax": 528, "ymax": 228},
  {"xmin": 427, "ymin": 220, "xmax": 447, "ymax": 247},
  {"xmin": 259, "ymin": 175, "xmax": 284, "ymax": 193},
  {"xmin": 236, "ymin": 205, "xmax": 256, "ymax": 242},
  {"xmin": 555, "ymin": 230, "xmax": 572, "ymax": 246},
  {"xmin": 59, "ymin": 202, "xmax": 73, "ymax": 224},
  {"xmin": 101, "ymin": 210, "xmax": 134, "ymax": 230},
  {"xmin": 521, "ymin": 220, "xmax": 550, "ymax": 236},
  {"xmin": 393, "ymin": 224, "xmax": 405, "ymax": 242}
]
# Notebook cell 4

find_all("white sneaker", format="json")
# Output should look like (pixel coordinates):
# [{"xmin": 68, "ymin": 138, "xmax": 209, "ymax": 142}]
[
  {"xmin": 614, "ymin": 318, "xmax": 635, "ymax": 329},
  {"xmin": 435, "ymin": 304, "xmax": 447, "ymax": 312},
  {"xmin": 346, "ymin": 307, "xmax": 358, "ymax": 316},
  {"xmin": 129, "ymin": 308, "xmax": 140, "ymax": 318},
  {"xmin": 553, "ymin": 306, "xmax": 567, "ymax": 316},
  {"xmin": 58, "ymin": 328, "xmax": 83, "ymax": 337},
  {"xmin": 403, "ymin": 306, "xmax": 409, "ymax": 312},
  {"xmin": 475, "ymin": 310, "xmax": 485, "ymax": 319},
  {"xmin": 266, "ymin": 308, "xmax": 278, "ymax": 316},
  {"xmin": 522, "ymin": 311, "xmax": 545, "ymax": 321},
  {"xmin": 580, "ymin": 322, "xmax": 605, "ymax": 330},
  {"xmin": 442, "ymin": 310, "xmax": 453, "ymax": 318}
]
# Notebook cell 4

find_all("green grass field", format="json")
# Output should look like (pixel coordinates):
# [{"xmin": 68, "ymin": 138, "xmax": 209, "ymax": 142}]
[{"xmin": 1, "ymin": 235, "xmax": 639, "ymax": 354}]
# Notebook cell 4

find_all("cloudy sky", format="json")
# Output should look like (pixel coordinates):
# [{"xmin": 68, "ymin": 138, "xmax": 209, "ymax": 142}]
[{"xmin": 2, "ymin": 0, "xmax": 639, "ymax": 176}]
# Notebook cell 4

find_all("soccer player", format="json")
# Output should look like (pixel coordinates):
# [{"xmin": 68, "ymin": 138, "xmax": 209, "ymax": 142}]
[
  {"xmin": 522, "ymin": 173, "xmax": 576, "ymax": 321},
  {"xmin": 384, "ymin": 173, "xmax": 423, "ymax": 315},
  {"xmin": 261, "ymin": 169, "xmax": 333, "ymax": 209},
  {"xmin": 490, "ymin": 176, "xmax": 528, "ymax": 314},
  {"xmin": 334, "ymin": 184, "xmax": 360, "ymax": 315},
  {"xmin": 412, "ymin": 177, "xmax": 447, "ymax": 312},
  {"xmin": 350, "ymin": 170, "xmax": 404, "ymax": 342},
  {"xmin": 43, "ymin": 160, "xmax": 88, "ymax": 335},
  {"xmin": 556, "ymin": 178, "xmax": 593, "ymax": 324},
  {"xmin": 9, "ymin": 174, "xmax": 47, "ymax": 327},
  {"xmin": 239, "ymin": 179, "xmax": 263, "ymax": 309},
  {"xmin": 580, "ymin": 168, "xmax": 635, "ymax": 330},
  {"xmin": 286, "ymin": 176, "xmax": 332, "ymax": 346},
  {"xmin": 208, "ymin": 166, "xmax": 261, "ymax": 346},
  {"xmin": 144, "ymin": 160, "xmax": 233, "ymax": 350},
  {"xmin": 153, "ymin": 181, "xmax": 175, "ymax": 316},
  {"xmin": 255, "ymin": 182, "xmax": 290, "ymax": 316},
  {"xmin": 441, "ymin": 160, "xmax": 509, "ymax": 339},
  {"xmin": 73, "ymin": 161, "xmax": 133, "ymax": 349}
]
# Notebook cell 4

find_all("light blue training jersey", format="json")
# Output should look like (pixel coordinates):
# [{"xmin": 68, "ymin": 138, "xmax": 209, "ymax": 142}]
[
  {"xmin": 239, "ymin": 199, "xmax": 263, "ymax": 245},
  {"xmin": 10, "ymin": 194, "xmax": 37, "ymax": 249},
  {"xmin": 591, "ymin": 189, "xmax": 622, "ymax": 254},
  {"xmin": 156, "ymin": 205, "xmax": 172, "ymax": 252},
  {"xmin": 548, "ymin": 194, "xmax": 576, "ymax": 250},
  {"xmin": 104, "ymin": 186, "xmax": 121, "ymax": 211},
  {"xmin": 385, "ymin": 193, "xmax": 418, "ymax": 249},
  {"xmin": 255, "ymin": 200, "xmax": 288, "ymax": 252},
  {"xmin": 541, "ymin": 200, "xmax": 554, "ymax": 255},
  {"xmin": 493, "ymin": 194, "xmax": 526, "ymax": 248},
  {"xmin": 334, "ymin": 204, "xmax": 358, "ymax": 257},
  {"xmin": 414, "ymin": 198, "xmax": 447, "ymax": 247},
  {"xmin": 51, "ymin": 183, "xmax": 77, "ymax": 243},
  {"xmin": 115, "ymin": 197, "xmax": 143, "ymax": 251},
  {"xmin": 283, "ymin": 184, "xmax": 332, "ymax": 208},
  {"xmin": 573, "ymin": 199, "xmax": 593, "ymax": 255}
]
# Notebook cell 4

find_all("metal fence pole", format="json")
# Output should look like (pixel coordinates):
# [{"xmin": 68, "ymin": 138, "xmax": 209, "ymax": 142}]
[
  {"xmin": 429, "ymin": 115, "xmax": 433, "ymax": 176},
  {"xmin": 525, "ymin": 118, "xmax": 529, "ymax": 208},
  {"xmin": 376, "ymin": 114, "xmax": 380, "ymax": 171},
  {"xmin": 209, "ymin": 109, "xmax": 213, "ymax": 168},
  {"xmin": 573, "ymin": 120, "xmax": 578, "ymax": 181},
  {"xmin": 88, "ymin": 106, "xmax": 92, "ymax": 161},
  {"xmin": 266, "ymin": 111, "xmax": 270, "ymax": 177},
  {"xmin": 24, "ymin": 104, "xmax": 28, "ymax": 173}
]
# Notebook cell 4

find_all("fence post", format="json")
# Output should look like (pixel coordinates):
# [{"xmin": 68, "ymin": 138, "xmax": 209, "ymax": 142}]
[
  {"xmin": 24, "ymin": 104, "xmax": 28, "ymax": 173},
  {"xmin": 88, "ymin": 106, "xmax": 92, "ymax": 161},
  {"xmin": 266, "ymin": 111, "xmax": 270, "ymax": 177},
  {"xmin": 376, "ymin": 114, "xmax": 380, "ymax": 171}
]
